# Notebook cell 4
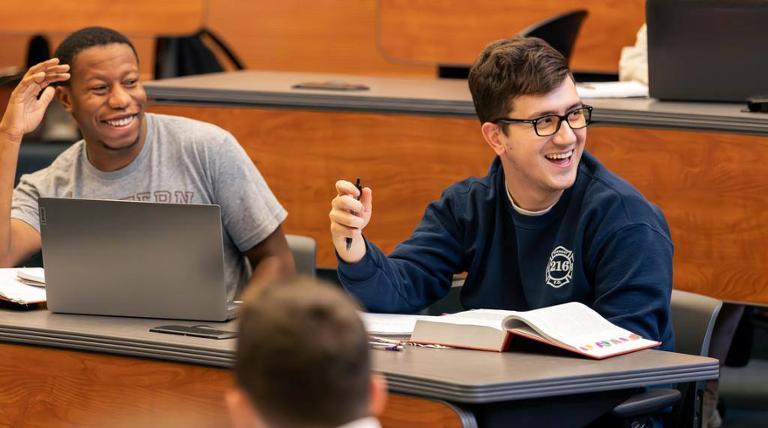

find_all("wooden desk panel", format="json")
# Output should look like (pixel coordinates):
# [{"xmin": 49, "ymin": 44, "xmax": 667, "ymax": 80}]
[
  {"xmin": 0, "ymin": 343, "xmax": 465, "ymax": 428},
  {"xmin": 205, "ymin": 0, "xmax": 434, "ymax": 77},
  {"xmin": 378, "ymin": 0, "xmax": 645, "ymax": 72},
  {"xmin": 0, "ymin": 0, "xmax": 434, "ymax": 80},
  {"xmin": 0, "ymin": 86, "xmax": 11, "ymax": 113},
  {"xmin": 0, "ymin": 1, "xmax": 204, "ymax": 35},
  {"xmin": 149, "ymin": 103, "xmax": 768, "ymax": 304},
  {"xmin": 588, "ymin": 127, "xmax": 768, "ymax": 304},
  {"xmin": 149, "ymin": 104, "xmax": 492, "ymax": 269},
  {"xmin": 0, "ymin": 343, "xmax": 231, "ymax": 428}
]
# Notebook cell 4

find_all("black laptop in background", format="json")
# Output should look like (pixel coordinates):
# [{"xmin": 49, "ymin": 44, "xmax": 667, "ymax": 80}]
[{"xmin": 647, "ymin": 0, "xmax": 768, "ymax": 102}]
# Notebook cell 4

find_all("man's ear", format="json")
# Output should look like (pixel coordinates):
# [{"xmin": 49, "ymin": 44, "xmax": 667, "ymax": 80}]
[
  {"xmin": 56, "ymin": 86, "xmax": 74, "ymax": 113},
  {"xmin": 368, "ymin": 373, "xmax": 388, "ymax": 417},
  {"xmin": 481, "ymin": 122, "xmax": 506, "ymax": 156}
]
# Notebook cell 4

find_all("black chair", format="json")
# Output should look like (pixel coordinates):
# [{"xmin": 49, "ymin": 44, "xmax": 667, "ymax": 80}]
[
  {"xmin": 610, "ymin": 290, "xmax": 723, "ymax": 427},
  {"xmin": 154, "ymin": 28, "xmax": 245, "ymax": 79},
  {"xmin": 286, "ymin": 234, "xmax": 317, "ymax": 277},
  {"xmin": 437, "ymin": 9, "xmax": 588, "ymax": 79},
  {"xmin": 518, "ymin": 10, "xmax": 587, "ymax": 67}
]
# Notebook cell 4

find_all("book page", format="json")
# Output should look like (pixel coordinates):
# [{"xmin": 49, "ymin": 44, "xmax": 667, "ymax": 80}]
[
  {"xmin": 429, "ymin": 309, "xmax": 513, "ymax": 330},
  {"xmin": 0, "ymin": 269, "xmax": 46, "ymax": 304},
  {"xmin": 360, "ymin": 313, "xmax": 435, "ymax": 336},
  {"xmin": 503, "ymin": 302, "xmax": 658, "ymax": 357},
  {"xmin": 576, "ymin": 81, "xmax": 649, "ymax": 98}
]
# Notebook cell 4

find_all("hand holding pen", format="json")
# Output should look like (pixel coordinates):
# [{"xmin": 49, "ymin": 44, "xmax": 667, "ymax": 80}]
[
  {"xmin": 345, "ymin": 178, "xmax": 363, "ymax": 251},
  {"xmin": 330, "ymin": 178, "xmax": 372, "ymax": 263}
]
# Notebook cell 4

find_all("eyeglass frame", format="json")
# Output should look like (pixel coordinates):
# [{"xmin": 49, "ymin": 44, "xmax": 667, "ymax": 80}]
[{"xmin": 490, "ymin": 105, "xmax": 594, "ymax": 137}]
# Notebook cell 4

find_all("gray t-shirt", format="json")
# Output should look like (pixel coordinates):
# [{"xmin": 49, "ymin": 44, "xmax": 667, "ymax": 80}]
[{"xmin": 12, "ymin": 113, "xmax": 287, "ymax": 302}]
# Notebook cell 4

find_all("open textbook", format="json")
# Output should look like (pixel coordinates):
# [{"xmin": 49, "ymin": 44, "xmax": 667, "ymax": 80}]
[
  {"xmin": 409, "ymin": 302, "xmax": 660, "ymax": 359},
  {"xmin": 361, "ymin": 313, "xmax": 433, "ymax": 336}
]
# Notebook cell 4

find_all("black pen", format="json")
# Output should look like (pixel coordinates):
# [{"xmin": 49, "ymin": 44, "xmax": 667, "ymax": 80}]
[{"xmin": 346, "ymin": 178, "xmax": 362, "ymax": 251}]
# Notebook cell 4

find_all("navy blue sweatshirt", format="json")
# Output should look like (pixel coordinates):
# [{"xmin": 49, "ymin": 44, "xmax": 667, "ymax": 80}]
[{"xmin": 339, "ymin": 151, "xmax": 674, "ymax": 351}]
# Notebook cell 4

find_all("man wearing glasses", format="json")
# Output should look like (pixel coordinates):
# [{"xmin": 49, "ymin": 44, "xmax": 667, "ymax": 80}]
[{"xmin": 329, "ymin": 37, "xmax": 674, "ymax": 352}]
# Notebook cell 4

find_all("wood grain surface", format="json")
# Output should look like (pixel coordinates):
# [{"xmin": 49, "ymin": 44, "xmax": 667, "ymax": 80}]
[
  {"xmin": 0, "ymin": 342, "xmax": 465, "ymax": 427},
  {"xmin": 378, "ymin": 0, "xmax": 646, "ymax": 72},
  {"xmin": 0, "ymin": 343, "xmax": 232, "ymax": 428},
  {"xmin": 0, "ymin": 86, "xmax": 11, "ymax": 113},
  {"xmin": 0, "ymin": 0, "xmax": 643, "ymax": 79},
  {"xmin": 0, "ymin": 0, "xmax": 434, "ymax": 80},
  {"xmin": 148, "ymin": 104, "xmax": 493, "ymax": 269},
  {"xmin": 588, "ymin": 127, "xmax": 768, "ymax": 304},
  {"xmin": 148, "ymin": 103, "xmax": 768, "ymax": 304},
  {"xmin": 382, "ymin": 394, "xmax": 466, "ymax": 428},
  {"xmin": 0, "ymin": 1, "xmax": 204, "ymax": 35}
]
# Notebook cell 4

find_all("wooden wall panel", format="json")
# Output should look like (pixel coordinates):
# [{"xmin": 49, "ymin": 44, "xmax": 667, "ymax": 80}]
[
  {"xmin": 0, "ymin": 1, "xmax": 204, "ymax": 35},
  {"xmin": 0, "ymin": 86, "xmax": 11, "ymax": 113},
  {"xmin": 378, "ymin": 0, "xmax": 646, "ymax": 72},
  {"xmin": 0, "ymin": 35, "xmax": 27, "ymax": 75},
  {"xmin": 0, "ymin": 0, "xmax": 434, "ymax": 80},
  {"xmin": 0, "ymin": 0, "xmax": 644, "ymax": 80},
  {"xmin": 0, "ymin": 343, "xmax": 464, "ymax": 428},
  {"xmin": 0, "ymin": 343, "xmax": 232, "ymax": 428},
  {"xmin": 0, "ymin": 0, "xmax": 201, "ymax": 80},
  {"xmin": 149, "ymin": 104, "xmax": 768, "ymax": 304},
  {"xmin": 148, "ymin": 104, "xmax": 492, "ymax": 269},
  {"xmin": 382, "ymin": 394, "xmax": 465, "ymax": 428},
  {"xmin": 204, "ymin": 0, "xmax": 434, "ymax": 76},
  {"xmin": 0, "ymin": 36, "xmax": 175, "ymax": 83},
  {"xmin": 588, "ymin": 127, "xmax": 768, "ymax": 304}
]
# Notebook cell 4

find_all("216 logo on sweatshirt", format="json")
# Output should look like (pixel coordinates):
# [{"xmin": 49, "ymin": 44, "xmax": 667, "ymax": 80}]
[{"xmin": 545, "ymin": 246, "xmax": 573, "ymax": 288}]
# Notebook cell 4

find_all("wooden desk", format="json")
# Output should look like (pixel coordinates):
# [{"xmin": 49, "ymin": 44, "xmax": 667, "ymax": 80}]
[
  {"xmin": 0, "ymin": 310, "xmax": 470, "ymax": 428},
  {"xmin": 0, "ymin": 309, "xmax": 716, "ymax": 427},
  {"xmin": 145, "ymin": 71, "xmax": 768, "ymax": 305}
]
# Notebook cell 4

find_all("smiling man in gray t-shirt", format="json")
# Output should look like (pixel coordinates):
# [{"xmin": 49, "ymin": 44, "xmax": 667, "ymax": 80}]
[{"xmin": 0, "ymin": 27, "xmax": 294, "ymax": 296}]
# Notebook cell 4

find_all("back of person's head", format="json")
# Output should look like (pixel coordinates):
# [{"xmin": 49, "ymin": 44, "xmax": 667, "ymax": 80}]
[
  {"xmin": 468, "ymin": 36, "xmax": 571, "ymax": 124},
  {"xmin": 52, "ymin": 26, "xmax": 138, "ymax": 84},
  {"xmin": 229, "ymin": 276, "xmax": 384, "ymax": 428}
]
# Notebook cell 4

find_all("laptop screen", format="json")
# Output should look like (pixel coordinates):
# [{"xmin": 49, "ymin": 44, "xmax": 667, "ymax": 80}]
[
  {"xmin": 39, "ymin": 198, "xmax": 232, "ymax": 321},
  {"xmin": 647, "ymin": 0, "xmax": 768, "ymax": 102}
]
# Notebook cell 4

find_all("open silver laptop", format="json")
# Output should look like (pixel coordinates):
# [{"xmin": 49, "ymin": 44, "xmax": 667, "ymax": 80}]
[{"xmin": 38, "ymin": 198, "xmax": 237, "ymax": 321}]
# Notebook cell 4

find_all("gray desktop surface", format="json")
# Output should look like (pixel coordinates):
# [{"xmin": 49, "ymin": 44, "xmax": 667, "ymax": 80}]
[
  {"xmin": 374, "ymin": 346, "xmax": 718, "ymax": 403},
  {"xmin": 144, "ymin": 70, "xmax": 768, "ymax": 135},
  {"xmin": 0, "ymin": 309, "xmax": 236, "ymax": 367},
  {"xmin": 0, "ymin": 308, "xmax": 718, "ymax": 404}
]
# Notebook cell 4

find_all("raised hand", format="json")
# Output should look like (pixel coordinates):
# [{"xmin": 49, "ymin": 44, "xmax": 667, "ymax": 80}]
[
  {"xmin": 330, "ymin": 179, "xmax": 373, "ymax": 262},
  {"xmin": 0, "ymin": 58, "xmax": 70, "ymax": 141}
]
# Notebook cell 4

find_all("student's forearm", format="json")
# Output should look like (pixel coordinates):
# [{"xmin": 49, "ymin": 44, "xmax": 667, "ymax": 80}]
[
  {"xmin": 247, "ymin": 254, "xmax": 296, "ymax": 289},
  {"xmin": 0, "ymin": 129, "xmax": 22, "ymax": 258}
]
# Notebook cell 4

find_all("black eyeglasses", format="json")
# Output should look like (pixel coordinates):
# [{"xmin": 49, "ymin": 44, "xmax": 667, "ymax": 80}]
[{"xmin": 491, "ymin": 105, "xmax": 593, "ymax": 137}]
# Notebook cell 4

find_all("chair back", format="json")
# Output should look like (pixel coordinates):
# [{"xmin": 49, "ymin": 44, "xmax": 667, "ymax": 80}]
[
  {"xmin": 286, "ymin": 234, "xmax": 316, "ymax": 277},
  {"xmin": 436, "ymin": 9, "xmax": 587, "ymax": 78},
  {"xmin": 668, "ymin": 289, "xmax": 722, "ymax": 427},
  {"xmin": 520, "ymin": 9, "xmax": 588, "ymax": 65},
  {"xmin": 671, "ymin": 289, "xmax": 722, "ymax": 356}
]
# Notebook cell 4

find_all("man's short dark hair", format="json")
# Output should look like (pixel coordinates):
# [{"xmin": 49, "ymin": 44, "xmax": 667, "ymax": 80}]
[
  {"xmin": 468, "ymin": 37, "xmax": 571, "ymax": 125},
  {"xmin": 52, "ymin": 27, "xmax": 139, "ymax": 84},
  {"xmin": 234, "ymin": 277, "xmax": 370, "ymax": 428}
]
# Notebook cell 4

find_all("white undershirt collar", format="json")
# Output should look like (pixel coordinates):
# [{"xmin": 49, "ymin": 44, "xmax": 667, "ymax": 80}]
[{"xmin": 505, "ymin": 182, "xmax": 557, "ymax": 216}]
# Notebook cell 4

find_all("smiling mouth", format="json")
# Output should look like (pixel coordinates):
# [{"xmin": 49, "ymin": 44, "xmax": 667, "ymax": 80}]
[
  {"xmin": 544, "ymin": 149, "xmax": 574, "ymax": 164},
  {"xmin": 103, "ymin": 114, "xmax": 137, "ymax": 128}
]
